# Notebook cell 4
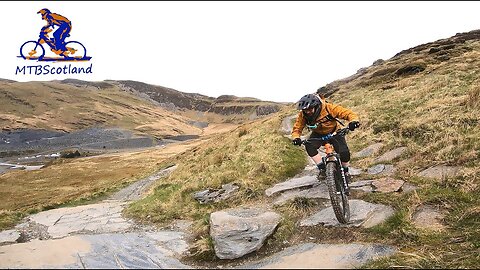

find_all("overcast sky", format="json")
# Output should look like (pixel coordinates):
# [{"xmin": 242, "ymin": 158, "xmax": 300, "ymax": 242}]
[{"xmin": 2, "ymin": 1, "xmax": 479, "ymax": 102}]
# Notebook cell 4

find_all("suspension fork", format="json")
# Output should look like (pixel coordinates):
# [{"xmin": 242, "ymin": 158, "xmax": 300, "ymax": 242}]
[{"xmin": 323, "ymin": 143, "xmax": 348, "ymax": 192}]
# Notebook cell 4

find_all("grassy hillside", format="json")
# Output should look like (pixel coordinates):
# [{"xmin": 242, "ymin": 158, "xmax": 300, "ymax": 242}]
[
  {"xmin": 319, "ymin": 30, "xmax": 480, "ymax": 268},
  {"xmin": 0, "ymin": 80, "xmax": 202, "ymax": 138}
]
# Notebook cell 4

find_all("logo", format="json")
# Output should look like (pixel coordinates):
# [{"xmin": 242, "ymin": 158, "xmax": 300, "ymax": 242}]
[
  {"xmin": 19, "ymin": 8, "xmax": 91, "ymax": 62},
  {"xmin": 16, "ymin": 8, "xmax": 93, "ymax": 76}
]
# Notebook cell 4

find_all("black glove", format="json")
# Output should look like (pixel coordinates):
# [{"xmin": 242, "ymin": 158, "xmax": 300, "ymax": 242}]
[
  {"xmin": 348, "ymin": 121, "xmax": 360, "ymax": 131},
  {"xmin": 292, "ymin": 138, "xmax": 302, "ymax": 146}
]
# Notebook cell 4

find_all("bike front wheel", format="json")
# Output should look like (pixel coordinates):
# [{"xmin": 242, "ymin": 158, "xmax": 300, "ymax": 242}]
[
  {"xmin": 19, "ymin": 41, "xmax": 45, "ymax": 60},
  {"xmin": 325, "ymin": 161, "xmax": 350, "ymax": 224}
]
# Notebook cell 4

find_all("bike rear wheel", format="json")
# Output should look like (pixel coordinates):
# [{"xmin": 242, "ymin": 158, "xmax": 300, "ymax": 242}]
[{"xmin": 325, "ymin": 162, "xmax": 350, "ymax": 223}]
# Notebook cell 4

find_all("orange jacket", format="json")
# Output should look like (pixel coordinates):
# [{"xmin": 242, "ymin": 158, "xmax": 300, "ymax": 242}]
[{"xmin": 291, "ymin": 99, "xmax": 359, "ymax": 138}]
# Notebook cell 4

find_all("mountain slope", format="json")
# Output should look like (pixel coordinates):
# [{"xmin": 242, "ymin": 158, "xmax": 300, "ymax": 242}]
[
  {"xmin": 105, "ymin": 80, "xmax": 286, "ymax": 123},
  {"xmin": 0, "ymin": 80, "xmax": 202, "ymax": 138},
  {"xmin": 316, "ymin": 29, "xmax": 480, "ymax": 268},
  {"xmin": 319, "ymin": 29, "xmax": 479, "ymax": 171}
]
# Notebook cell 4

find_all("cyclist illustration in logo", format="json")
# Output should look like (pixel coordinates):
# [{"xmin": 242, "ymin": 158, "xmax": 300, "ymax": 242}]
[
  {"xmin": 38, "ymin": 8, "xmax": 72, "ymax": 56},
  {"xmin": 19, "ymin": 8, "xmax": 91, "ymax": 61}
]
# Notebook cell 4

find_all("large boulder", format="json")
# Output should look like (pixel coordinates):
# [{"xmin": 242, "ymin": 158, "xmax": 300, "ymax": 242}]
[{"xmin": 209, "ymin": 207, "xmax": 281, "ymax": 259}]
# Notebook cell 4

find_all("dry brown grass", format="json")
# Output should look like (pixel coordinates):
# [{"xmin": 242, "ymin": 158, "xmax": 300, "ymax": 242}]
[
  {"xmin": 0, "ymin": 81, "xmax": 201, "ymax": 137},
  {"xmin": 330, "ymin": 37, "xmax": 480, "ymax": 269},
  {"xmin": 0, "ymin": 139, "xmax": 204, "ymax": 229},
  {"xmin": 466, "ymin": 83, "xmax": 480, "ymax": 109}
]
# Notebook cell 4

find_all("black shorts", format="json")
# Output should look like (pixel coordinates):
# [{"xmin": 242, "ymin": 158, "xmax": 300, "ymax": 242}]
[{"xmin": 305, "ymin": 132, "xmax": 351, "ymax": 162}]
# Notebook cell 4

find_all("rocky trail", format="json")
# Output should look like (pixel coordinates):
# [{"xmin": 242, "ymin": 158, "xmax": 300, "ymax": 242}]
[{"xmin": 0, "ymin": 115, "xmax": 462, "ymax": 268}]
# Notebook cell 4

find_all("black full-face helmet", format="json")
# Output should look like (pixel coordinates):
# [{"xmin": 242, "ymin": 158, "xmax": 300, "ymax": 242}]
[{"xmin": 297, "ymin": 94, "xmax": 322, "ymax": 124}]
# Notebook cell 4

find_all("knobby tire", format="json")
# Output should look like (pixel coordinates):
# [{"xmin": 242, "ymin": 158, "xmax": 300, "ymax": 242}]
[{"xmin": 325, "ymin": 162, "xmax": 350, "ymax": 224}]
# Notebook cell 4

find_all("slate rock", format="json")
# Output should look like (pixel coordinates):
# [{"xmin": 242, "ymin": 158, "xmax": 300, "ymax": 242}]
[
  {"xmin": 374, "ymin": 147, "xmax": 407, "ymax": 163},
  {"xmin": 265, "ymin": 175, "xmax": 318, "ymax": 197},
  {"xmin": 193, "ymin": 183, "xmax": 240, "ymax": 204},
  {"xmin": 352, "ymin": 143, "xmax": 384, "ymax": 159},
  {"xmin": 371, "ymin": 178, "xmax": 405, "ymax": 193},
  {"xmin": 300, "ymin": 200, "xmax": 394, "ymax": 228},
  {"xmin": 367, "ymin": 164, "xmax": 395, "ymax": 175},
  {"xmin": 412, "ymin": 205, "xmax": 445, "ymax": 231},
  {"xmin": 417, "ymin": 165, "xmax": 461, "ymax": 180},
  {"xmin": 210, "ymin": 207, "xmax": 281, "ymax": 259}
]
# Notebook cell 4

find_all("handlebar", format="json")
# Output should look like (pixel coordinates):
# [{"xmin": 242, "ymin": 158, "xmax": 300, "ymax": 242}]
[{"xmin": 301, "ymin": 127, "xmax": 351, "ymax": 145}]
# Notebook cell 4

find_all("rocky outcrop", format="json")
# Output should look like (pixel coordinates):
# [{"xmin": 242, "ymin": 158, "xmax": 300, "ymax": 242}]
[
  {"xmin": 209, "ymin": 207, "xmax": 281, "ymax": 259},
  {"xmin": 59, "ymin": 79, "xmax": 113, "ymax": 89},
  {"xmin": 193, "ymin": 183, "xmax": 240, "ymax": 204},
  {"xmin": 393, "ymin": 29, "xmax": 480, "ymax": 58},
  {"xmin": 112, "ymin": 80, "xmax": 213, "ymax": 111},
  {"xmin": 108, "ymin": 80, "xmax": 285, "ymax": 117},
  {"xmin": 206, "ymin": 104, "xmax": 281, "ymax": 116}
]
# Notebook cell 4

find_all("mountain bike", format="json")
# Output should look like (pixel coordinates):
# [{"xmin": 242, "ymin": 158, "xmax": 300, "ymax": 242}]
[
  {"xmin": 19, "ymin": 28, "xmax": 90, "ymax": 61},
  {"xmin": 301, "ymin": 127, "xmax": 352, "ymax": 224}
]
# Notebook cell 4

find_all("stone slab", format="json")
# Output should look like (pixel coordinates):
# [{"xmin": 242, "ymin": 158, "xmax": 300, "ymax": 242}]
[
  {"xmin": 265, "ymin": 175, "xmax": 318, "ymax": 196},
  {"xmin": 236, "ymin": 242, "xmax": 396, "ymax": 269},
  {"xmin": 300, "ymin": 200, "xmax": 395, "ymax": 228}
]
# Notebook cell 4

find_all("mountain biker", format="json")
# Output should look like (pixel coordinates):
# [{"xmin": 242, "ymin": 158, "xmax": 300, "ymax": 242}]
[
  {"xmin": 37, "ymin": 8, "xmax": 72, "ymax": 56},
  {"xmin": 291, "ymin": 92, "xmax": 360, "ymax": 182}
]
